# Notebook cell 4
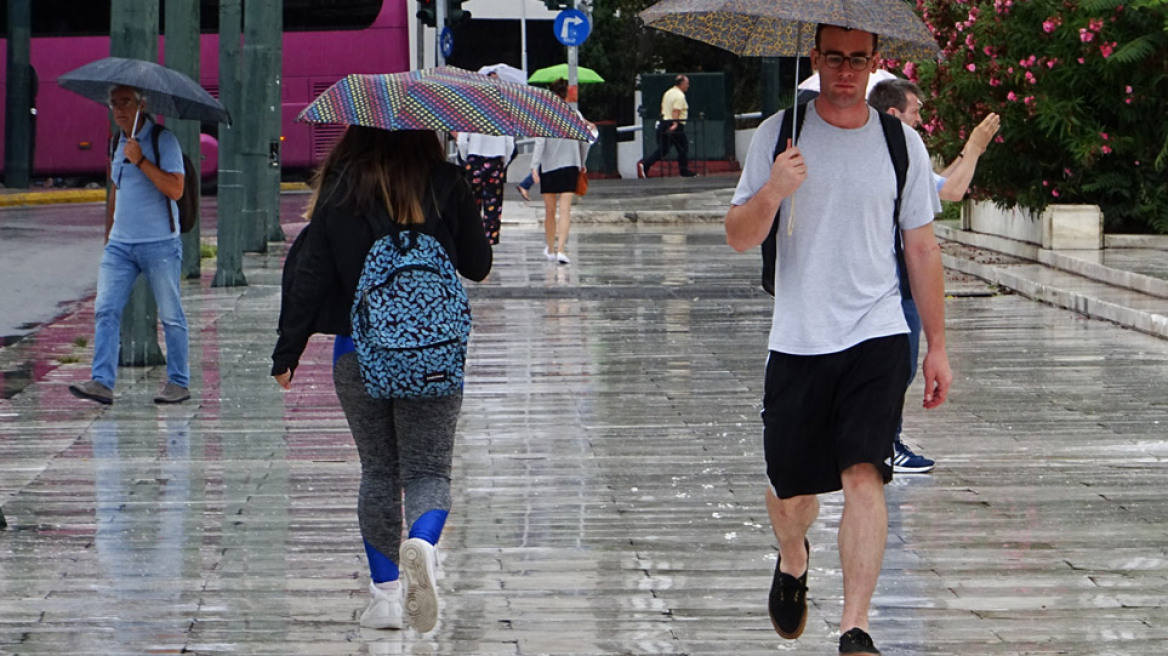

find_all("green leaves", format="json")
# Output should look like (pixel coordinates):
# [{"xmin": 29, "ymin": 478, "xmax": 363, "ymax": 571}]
[{"xmin": 916, "ymin": 0, "xmax": 1168, "ymax": 232}]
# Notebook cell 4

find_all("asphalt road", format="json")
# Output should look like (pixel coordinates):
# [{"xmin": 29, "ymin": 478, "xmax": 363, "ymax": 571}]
[{"xmin": 0, "ymin": 202, "xmax": 105, "ymax": 339}]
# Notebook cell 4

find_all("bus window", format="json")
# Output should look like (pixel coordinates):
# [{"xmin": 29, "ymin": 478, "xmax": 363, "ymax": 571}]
[{"xmin": 0, "ymin": 1, "xmax": 383, "ymax": 37}]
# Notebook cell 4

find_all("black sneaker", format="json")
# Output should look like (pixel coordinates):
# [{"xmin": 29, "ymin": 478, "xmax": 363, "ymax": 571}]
[
  {"xmin": 768, "ymin": 538, "xmax": 809, "ymax": 639},
  {"xmin": 839, "ymin": 627, "xmax": 881, "ymax": 655}
]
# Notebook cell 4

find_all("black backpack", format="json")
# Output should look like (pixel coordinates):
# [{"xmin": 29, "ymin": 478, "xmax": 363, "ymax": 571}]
[
  {"xmin": 760, "ymin": 103, "xmax": 911, "ymax": 298},
  {"xmin": 149, "ymin": 124, "xmax": 200, "ymax": 233}
]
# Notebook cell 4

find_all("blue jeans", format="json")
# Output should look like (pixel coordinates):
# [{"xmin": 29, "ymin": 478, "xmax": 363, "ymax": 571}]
[
  {"xmin": 92, "ymin": 239, "xmax": 189, "ymax": 388},
  {"xmin": 896, "ymin": 297, "xmax": 921, "ymax": 442},
  {"xmin": 518, "ymin": 172, "xmax": 534, "ymax": 191}
]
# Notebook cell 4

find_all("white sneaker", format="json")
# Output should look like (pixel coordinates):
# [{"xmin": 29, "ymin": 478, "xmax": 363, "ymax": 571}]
[
  {"xmin": 544, "ymin": 246, "xmax": 556, "ymax": 261},
  {"xmin": 400, "ymin": 538, "xmax": 439, "ymax": 632},
  {"xmin": 359, "ymin": 581, "xmax": 403, "ymax": 630},
  {"xmin": 556, "ymin": 252, "xmax": 571, "ymax": 265}
]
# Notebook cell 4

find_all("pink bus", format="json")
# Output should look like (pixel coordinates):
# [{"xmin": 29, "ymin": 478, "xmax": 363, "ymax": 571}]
[{"xmin": 0, "ymin": 0, "xmax": 409, "ymax": 182}]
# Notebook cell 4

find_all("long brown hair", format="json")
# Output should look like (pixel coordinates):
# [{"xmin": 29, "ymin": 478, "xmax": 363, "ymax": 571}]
[{"xmin": 303, "ymin": 127, "xmax": 445, "ymax": 225}]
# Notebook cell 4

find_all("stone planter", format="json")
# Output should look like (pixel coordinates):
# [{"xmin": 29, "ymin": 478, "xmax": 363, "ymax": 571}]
[{"xmin": 961, "ymin": 200, "xmax": 1103, "ymax": 250}]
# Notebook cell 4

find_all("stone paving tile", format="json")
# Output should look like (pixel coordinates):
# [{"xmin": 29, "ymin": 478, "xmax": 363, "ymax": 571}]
[{"xmin": 3, "ymin": 224, "xmax": 1168, "ymax": 655}]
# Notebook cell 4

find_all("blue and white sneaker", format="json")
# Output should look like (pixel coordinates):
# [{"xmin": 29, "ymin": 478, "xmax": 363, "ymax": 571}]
[{"xmin": 892, "ymin": 439, "xmax": 935, "ymax": 474}]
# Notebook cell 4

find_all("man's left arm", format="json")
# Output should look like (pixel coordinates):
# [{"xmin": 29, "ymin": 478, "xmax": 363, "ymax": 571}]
[{"xmin": 902, "ymin": 224, "xmax": 952, "ymax": 409}]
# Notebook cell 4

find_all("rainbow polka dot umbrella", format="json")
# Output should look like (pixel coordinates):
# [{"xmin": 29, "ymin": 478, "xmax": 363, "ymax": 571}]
[{"xmin": 298, "ymin": 67, "xmax": 594, "ymax": 141}]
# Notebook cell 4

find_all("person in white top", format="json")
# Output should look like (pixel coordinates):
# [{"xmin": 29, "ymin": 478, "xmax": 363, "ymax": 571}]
[
  {"xmin": 455, "ymin": 71, "xmax": 517, "ymax": 245},
  {"xmin": 530, "ymin": 79, "xmax": 591, "ymax": 265},
  {"xmin": 724, "ymin": 24, "xmax": 951, "ymax": 656}
]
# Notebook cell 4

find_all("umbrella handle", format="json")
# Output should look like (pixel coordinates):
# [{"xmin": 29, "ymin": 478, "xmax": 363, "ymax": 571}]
[{"xmin": 131, "ymin": 107, "xmax": 141, "ymax": 139}]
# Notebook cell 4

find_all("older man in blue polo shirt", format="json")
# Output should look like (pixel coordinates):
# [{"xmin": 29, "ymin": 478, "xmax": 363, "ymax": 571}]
[{"xmin": 69, "ymin": 84, "xmax": 191, "ymax": 405}]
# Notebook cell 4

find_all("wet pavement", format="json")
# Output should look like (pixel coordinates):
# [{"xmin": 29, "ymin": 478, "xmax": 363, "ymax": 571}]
[{"xmin": 2, "ymin": 181, "xmax": 1168, "ymax": 654}]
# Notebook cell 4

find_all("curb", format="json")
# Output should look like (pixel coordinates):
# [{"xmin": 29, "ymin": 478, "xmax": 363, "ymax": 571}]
[{"xmin": 0, "ymin": 189, "xmax": 106, "ymax": 207}]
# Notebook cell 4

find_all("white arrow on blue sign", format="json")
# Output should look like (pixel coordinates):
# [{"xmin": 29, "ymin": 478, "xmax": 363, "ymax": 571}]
[{"xmin": 553, "ymin": 9, "xmax": 591, "ymax": 47}]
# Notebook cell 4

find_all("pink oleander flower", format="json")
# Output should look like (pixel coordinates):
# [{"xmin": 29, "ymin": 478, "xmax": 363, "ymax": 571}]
[
  {"xmin": 1025, "ymin": 71, "xmax": 1037, "ymax": 84},
  {"xmin": 967, "ymin": 63, "xmax": 977, "ymax": 72},
  {"xmin": 1046, "ymin": 59, "xmax": 1058, "ymax": 69},
  {"xmin": 1089, "ymin": 18, "xmax": 1104, "ymax": 31},
  {"xmin": 1024, "ymin": 96, "xmax": 1035, "ymax": 105},
  {"xmin": 989, "ymin": 78, "xmax": 1002, "ymax": 87},
  {"xmin": 1078, "ymin": 57, "xmax": 1086, "ymax": 64},
  {"xmin": 983, "ymin": 46, "xmax": 994, "ymax": 56},
  {"xmin": 903, "ymin": 61, "xmax": 917, "ymax": 78},
  {"xmin": 966, "ymin": 34, "xmax": 976, "ymax": 49},
  {"xmin": 1064, "ymin": 168, "xmax": 1073, "ymax": 176},
  {"xmin": 1080, "ymin": 28, "xmax": 1094, "ymax": 42},
  {"xmin": 1007, "ymin": 91, "xmax": 1018, "ymax": 101},
  {"xmin": 1042, "ymin": 180, "xmax": 1049, "ymax": 187},
  {"xmin": 1100, "ymin": 42, "xmax": 1116, "ymax": 58},
  {"xmin": 1125, "ymin": 85, "xmax": 1133, "ymax": 93},
  {"xmin": 1008, "ymin": 66, "xmax": 1015, "ymax": 74},
  {"xmin": 1102, "ymin": 145, "xmax": 1112, "ymax": 154},
  {"xmin": 1101, "ymin": 133, "xmax": 1109, "ymax": 140},
  {"xmin": 1052, "ymin": 189, "xmax": 1060, "ymax": 197},
  {"xmin": 1125, "ymin": 98, "xmax": 1133, "ymax": 104},
  {"xmin": 1043, "ymin": 17, "xmax": 1061, "ymax": 33}
]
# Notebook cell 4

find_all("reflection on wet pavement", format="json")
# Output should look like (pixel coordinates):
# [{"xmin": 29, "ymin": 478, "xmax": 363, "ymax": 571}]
[{"xmin": 2, "ymin": 224, "xmax": 1167, "ymax": 654}]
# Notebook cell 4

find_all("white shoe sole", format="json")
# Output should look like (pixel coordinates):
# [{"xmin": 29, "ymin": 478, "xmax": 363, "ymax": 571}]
[{"xmin": 400, "ymin": 539, "xmax": 438, "ymax": 632}]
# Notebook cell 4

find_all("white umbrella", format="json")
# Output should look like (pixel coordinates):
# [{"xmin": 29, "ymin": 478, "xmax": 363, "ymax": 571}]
[{"xmin": 478, "ymin": 63, "xmax": 527, "ymax": 85}]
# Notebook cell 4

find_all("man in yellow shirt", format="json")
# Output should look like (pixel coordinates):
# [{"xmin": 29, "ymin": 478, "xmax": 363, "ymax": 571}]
[{"xmin": 639, "ymin": 75, "xmax": 697, "ymax": 178}]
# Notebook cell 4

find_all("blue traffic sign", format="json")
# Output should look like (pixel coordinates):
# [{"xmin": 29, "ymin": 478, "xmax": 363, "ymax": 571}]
[
  {"xmin": 440, "ymin": 27, "xmax": 454, "ymax": 58},
  {"xmin": 553, "ymin": 9, "xmax": 591, "ymax": 47}
]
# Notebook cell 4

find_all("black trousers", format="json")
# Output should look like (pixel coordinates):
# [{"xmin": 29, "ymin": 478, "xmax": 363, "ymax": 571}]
[{"xmin": 644, "ymin": 120, "xmax": 689, "ymax": 172}]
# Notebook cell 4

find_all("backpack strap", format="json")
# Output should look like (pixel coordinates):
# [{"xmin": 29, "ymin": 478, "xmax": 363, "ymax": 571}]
[
  {"xmin": 876, "ymin": 112, "xmax": 911, "ymax": 300},
  {"xmin": 150, "ymin": 123, "xmax": 180, "ymax": 233},
  {"xmin": 760, "ymin": 103, "xmax": 807, "ymax": 295}
]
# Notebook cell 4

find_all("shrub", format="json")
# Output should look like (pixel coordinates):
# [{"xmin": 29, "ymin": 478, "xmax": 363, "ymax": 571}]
[{"xmin": 904, "ymin": 0, "xmax": 1168, "ymax": 233}]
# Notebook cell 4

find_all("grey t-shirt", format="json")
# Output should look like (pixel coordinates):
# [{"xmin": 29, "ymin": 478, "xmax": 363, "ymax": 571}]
[{"xmin": 732, "ymin": 102, "xmax": 941, "ymax": 355}]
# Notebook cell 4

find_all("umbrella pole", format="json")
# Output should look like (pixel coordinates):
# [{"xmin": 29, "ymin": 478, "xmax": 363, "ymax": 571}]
[
  {"xmin": 132, "ymin": 107, "xmax": 141, "ymax": 139},
  {"xmin": 788, "ymin": 32, "xmax": 803, "ymax": 237}
]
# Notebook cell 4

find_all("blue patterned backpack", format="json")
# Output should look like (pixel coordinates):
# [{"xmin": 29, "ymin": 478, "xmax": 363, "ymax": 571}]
[{"xmin": 351, "ymin": 229, "xmax": 472, "ymax": 399}]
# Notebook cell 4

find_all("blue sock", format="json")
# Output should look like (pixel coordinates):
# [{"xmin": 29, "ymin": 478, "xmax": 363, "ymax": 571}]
[
  {"xmin": 408, "ymin": 509, "xmax": 448, "ymax": 545},
  {"xmin": 364, "ymin": 540, "xmax": 399, "ymax": 584}
]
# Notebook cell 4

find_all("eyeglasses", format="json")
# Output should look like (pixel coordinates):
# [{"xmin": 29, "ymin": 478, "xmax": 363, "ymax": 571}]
[
  {"xmin": 817, "ymin": 51, "xmax": 875, "ymax": 71},
  {"xmin": 108, "ymin": 98, "xmax": 139, "ymax": 109}
]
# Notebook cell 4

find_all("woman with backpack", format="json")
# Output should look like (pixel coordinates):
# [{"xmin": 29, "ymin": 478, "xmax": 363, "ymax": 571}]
[{"xmin": 271, "ymin": 127, "xmax": 492, "ymax": 633}]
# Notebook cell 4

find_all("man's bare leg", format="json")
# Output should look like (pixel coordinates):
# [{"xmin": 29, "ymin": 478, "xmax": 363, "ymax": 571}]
[
  {"xmin": 838, "ymin": 463, "xmax": 887, "ymax": 633},
  {"xmin": 766, "ymin": 487, "xmax": 817, "ymax": 576}
]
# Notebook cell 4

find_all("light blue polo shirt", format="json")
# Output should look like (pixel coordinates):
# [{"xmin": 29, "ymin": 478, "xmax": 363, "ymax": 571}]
[{"xmin": 109, "ymin": 119, "xmax": 185, "ymax": 244}]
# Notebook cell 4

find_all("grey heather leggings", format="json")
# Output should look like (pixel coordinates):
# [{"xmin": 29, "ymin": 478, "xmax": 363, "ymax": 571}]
[{"xmin": 333, "ymin": 352, "xmax": 460, "ymax": 559}]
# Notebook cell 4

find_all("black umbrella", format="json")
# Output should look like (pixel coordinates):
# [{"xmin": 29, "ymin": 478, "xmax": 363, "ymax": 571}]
[{"xmin": 58, "ymin": 56, "xmax": 231, "ymax": 125}]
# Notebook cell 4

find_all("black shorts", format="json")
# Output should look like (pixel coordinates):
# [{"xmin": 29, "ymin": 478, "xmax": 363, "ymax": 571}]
[
  {"xmin": 539, "ymin": 165, "xmax": 579, "ymax": 195},
  {"xmin": 762, "ymin": 334, "xmax": 910, "ymax": 499}
]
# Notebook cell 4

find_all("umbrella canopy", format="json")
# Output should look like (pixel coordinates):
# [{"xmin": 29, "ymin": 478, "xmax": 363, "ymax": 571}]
[
  {"xmin": 639, "ymin": 0, "xmax": 940, "ymax": 61},
  {"xmin": 298, "ymin": 67, "xmax": 594, "ymax": 141},
  {"xmin": 58, "ymin": 56, "xmax": 230, "ymax": 124},
  {"xmin": 478, "ymin": 63, "xmax": 527, "ymax": 85},
  {"xmin": 527, "ymin": 63, "xmax": 605, "ymax": 85}
]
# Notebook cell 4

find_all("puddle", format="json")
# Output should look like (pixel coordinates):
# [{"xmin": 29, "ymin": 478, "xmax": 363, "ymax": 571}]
[{"xmin": 0, "ymin": 361, "xmax": 33, "ymax": 400}]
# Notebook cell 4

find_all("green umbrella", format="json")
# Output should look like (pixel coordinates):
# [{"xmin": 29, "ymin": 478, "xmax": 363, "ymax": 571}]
[{"xmin": 527, "ymin": 63, "xmax": 605, "ymax": 85}]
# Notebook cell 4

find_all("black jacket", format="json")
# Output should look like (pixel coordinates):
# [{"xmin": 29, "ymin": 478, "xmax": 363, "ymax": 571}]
[{"xmin": 271, "ymin": 161, "xmax": 492, "ymax": 377}]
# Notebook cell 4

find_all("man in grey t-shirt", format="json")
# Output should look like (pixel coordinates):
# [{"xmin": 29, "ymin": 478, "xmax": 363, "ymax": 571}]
[{"xmin": 724, "ymin": 24, "xmax": 952, "ymax": 655}]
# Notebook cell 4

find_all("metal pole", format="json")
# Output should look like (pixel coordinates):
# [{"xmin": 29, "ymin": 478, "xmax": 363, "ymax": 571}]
[
  {"xmin": 109, "ymin": 0, "xmax": 165, "ymax": 367},
  {"xmin": 239, "ymin": 0, "xmax": 279, "ymax": 252},
  {"xmin": 213, "ymin": 0, "xmax": 247, "ymax": 287},
  {"xmin": 261, "ymin": 0, "xmax": 284, "ymax": 243},
  {"xmin": 4, "ymin": 0, "xmax": 32, "ymax": 189},
  {"xmin": 520, "ymin": 1, "xmax": 528, "ymax": 78},
  {"xmin": 165, "ymin": 0, "xmax": 202, "ymax": 279},
  {"xmin": 435, "ymin": 0, "xmax": 446, "ymax": 66}
]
